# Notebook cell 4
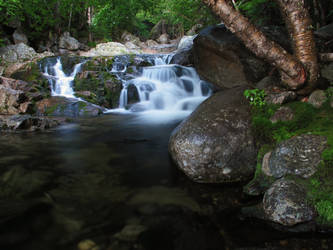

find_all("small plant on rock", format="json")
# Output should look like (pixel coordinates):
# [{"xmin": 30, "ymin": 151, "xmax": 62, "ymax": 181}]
[{"xmin": 244, "ymin": 89, "xmax": 267, "ymax": 108}]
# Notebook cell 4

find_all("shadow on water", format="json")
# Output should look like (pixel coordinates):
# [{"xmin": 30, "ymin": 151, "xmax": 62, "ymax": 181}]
[{"xmin": 0, "ymin": 114, "xmax": 333, "ymax": 250}]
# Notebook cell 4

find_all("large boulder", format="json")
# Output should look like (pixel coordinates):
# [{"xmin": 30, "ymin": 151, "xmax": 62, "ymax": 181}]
[
  {"xmin": 157, "ymin": 33, "xmax": 169, "ymax": 44},
  {"xmin": 262, "ymin": 134, "xmax": 327, "ymax": 179},
  {"xmin": 59, "ymin": 32, "xmax": 80, "ymax": 51},
  {"xmin": 121, "ymin": 31, "xmax": 141, "ymax": 46},
  {"xmin": 36, "ymin": 96, "xmax": 104, "ymax": 117},
  {"xmin": 0, "ymin": 43, "xmax": 37, "ymax": 63},
  {"xmin": 263, "ymin": 179, "xmax": 316, "ymax": 226},
  {"xmin": 193, "ymin": 25, "xmax": 269, "ymax": 89},
  {"xmin": 169, "ymin": 86, "xmax": 257, "ymax": 183}
]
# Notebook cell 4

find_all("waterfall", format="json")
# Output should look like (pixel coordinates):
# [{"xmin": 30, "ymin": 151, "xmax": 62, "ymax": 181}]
[
  {"xmin": 111, "ymin": 55, "xmax": 212, "ymax": 121},
  {"xmin": 42, "ymin": 57, "xmax": 84, "ymax": 99}
]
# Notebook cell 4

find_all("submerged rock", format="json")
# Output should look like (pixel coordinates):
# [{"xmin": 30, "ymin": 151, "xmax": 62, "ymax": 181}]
[
  {"xmin": 169, "ymin": 86, "xmax": 257, "ymax": 183},
  {"xmin": 263, "ymin": 134, "xmax": 327, "ymax": 178},
  {"xmin": 263, "ymin": 179, "xmax": 316, "ymax": 226}
]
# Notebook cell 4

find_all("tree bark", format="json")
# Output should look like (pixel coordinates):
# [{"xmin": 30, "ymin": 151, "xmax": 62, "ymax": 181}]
[
  {"xmin": 276, "ymin": 0, "xmax": 319, "ymax": 94},
  {"xmin": 202, "ymin": 0, "xmax": 306, "ymax": 90}
]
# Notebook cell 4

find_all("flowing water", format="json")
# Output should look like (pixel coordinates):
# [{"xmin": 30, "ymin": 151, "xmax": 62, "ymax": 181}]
[
  {"xmin": 42, "ymin": 57, "xmax": 85, "ymax": 98},
  {"xmin": 0, "ymin": 55, "xmax": 332, "ymax": 250}
]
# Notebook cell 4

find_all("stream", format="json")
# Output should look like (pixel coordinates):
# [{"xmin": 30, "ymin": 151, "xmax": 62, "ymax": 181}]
[{"xmin": 0, "ymin": 54, "xmax": 332, "ymax": 250}]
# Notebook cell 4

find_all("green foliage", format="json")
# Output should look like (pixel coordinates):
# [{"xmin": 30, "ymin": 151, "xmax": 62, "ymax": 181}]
[
  {"xmin": 249, "ymin": 97, "xmax": 333, "ymax": 223},
  {"xmin": 237, "ymin": 0, "xmax": 281, "ymax": 26},
  {"xmin": 244, "ymin": 89, "xmax": 267, "ymax": 108}
]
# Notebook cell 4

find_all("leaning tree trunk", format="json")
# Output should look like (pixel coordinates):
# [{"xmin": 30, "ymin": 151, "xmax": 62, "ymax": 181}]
[
  {"xmin": 276, "ymin": 0, "xmax": 319, "ymax": 94},
  {"xmin": 202, "ymin": 0, "xmax": 319, "ymax": 93}
]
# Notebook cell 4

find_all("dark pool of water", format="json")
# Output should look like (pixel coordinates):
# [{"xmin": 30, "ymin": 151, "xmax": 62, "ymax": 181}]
[{"xmin": 0, "ymin": 114, "xmax": 332, "ymax": 250}]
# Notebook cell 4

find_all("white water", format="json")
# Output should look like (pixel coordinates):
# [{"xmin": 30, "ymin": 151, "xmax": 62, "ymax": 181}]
[
  {"xmin": 109, "ymin": 56, "xmax": 211, "ymax": 122},
  {"xmin": 42, "ymin": 58, "xmax": 84, "ymax": 98}
]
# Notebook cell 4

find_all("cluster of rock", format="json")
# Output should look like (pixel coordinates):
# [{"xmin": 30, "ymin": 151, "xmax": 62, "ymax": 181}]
[{"xmin": 169, "ymin": 23, "xmax": 333, "ymax": 230}]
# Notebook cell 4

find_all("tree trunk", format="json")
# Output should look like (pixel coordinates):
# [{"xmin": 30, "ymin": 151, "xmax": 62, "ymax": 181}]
[
  {"xmin": 202, "ymin": 0, "xmax": 306, "ymax": 90},
  {"xmin": 275, "ymin": 0, "xmax": 319, "ymax": 94}
]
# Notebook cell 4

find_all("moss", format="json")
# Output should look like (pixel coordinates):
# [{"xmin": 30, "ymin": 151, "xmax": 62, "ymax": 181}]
[
  {"xmin": 77, "ymin": 101, "xmax": 87, "ymax": 109},
  {"xmin": 45, "ymin": 104, "xmax": 59, "ymax": 116},
  {"xmin": 249, "ymin": 99, "xmax": 333, "ymax": 224}
]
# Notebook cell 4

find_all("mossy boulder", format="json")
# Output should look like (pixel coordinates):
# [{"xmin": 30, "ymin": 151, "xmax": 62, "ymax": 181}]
[{"xmin": 36, "ymin": 96, "xmax": 104, "ymax": 117}]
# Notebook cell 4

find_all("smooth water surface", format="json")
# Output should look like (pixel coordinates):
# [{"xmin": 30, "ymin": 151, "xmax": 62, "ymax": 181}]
[{"xmin": 0, "ymin": 114, "xmax": 332, "ymax": 250}]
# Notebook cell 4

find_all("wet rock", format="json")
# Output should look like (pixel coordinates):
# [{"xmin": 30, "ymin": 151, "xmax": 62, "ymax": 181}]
[
  {"xmin": 193, "ymin": 25, "xmax": 269, "ymax": 89},
  {"xmin": 186, "ymin": 24, "xmax": 203, "ymax": 36},
  {"xmin": 177, "ymin": 35, "xmax": 196, "ymax": 51},
  {"xmin": 0, "ymin": 114, "xmax": 62, "ymax": 131},
  {"xmin": 270, "ymin": 106, "xmax": 294, "ymax": 123},
  {"xmin": 59, "ymin": 32, "xmax": 80, "ymax": 51},
  {"xmin": 36, "ymin": 96, "xmax": 104, "ymax": 117},
  {"xmin": 308, "ymin": 90, "xmax": 327, "ymax": 108},
  {"xmin": 13, "ymin": 29, "xmax": 28, "ymax": 45},
  {"xmin": 169, "ymin": 86, "xmax": 257, "ymax": 183},
  {"xmin": 263, "ymin": 179, "xmax": 316, "ymax": 226},
  {"xmin": 114, "ymin": 224, "xmax": 147, "ymax": 242},
  {"xmin": 77, "ymin": 239, "xmax": 100, "ymax": 250},
  {"xmin": 262, "ymin": 134, "xmax": 327, "ymax": 178},
  {"xmin": 127, "ymin": 84, "xmax": 140, "ymax": 105},
  {"xmin": 265, "ymin": 88, "xmax": 297, "ymax": 105},
  {"xmin": 157, "ymin": 33, "xmax": 169, "ymax": 44},
  {"xmin": 170, "ymin": 48, "xmax": 193, "ymax": 66}
]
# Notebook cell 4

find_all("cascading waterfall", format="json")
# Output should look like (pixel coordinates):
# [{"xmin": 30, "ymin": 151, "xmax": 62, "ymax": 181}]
[
  {"xmin": 113, "ymin": 55, "xmax": 212, "ymax": 121},
  {"xmin": 42, "ymin": 57, "xmax": 84, "ymax": 99}
]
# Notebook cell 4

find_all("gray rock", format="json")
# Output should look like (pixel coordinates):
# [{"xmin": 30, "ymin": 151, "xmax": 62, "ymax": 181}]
[
  {"xmin": 170, "ymin": 48, "xmax": 193, "ymax": 66},
  {"xmin": 263, "ymin": 179, "xmax": 316, "ymax": 226},
  {"xmin": 308, "ymin": 90, "xmax": 327, "ymax": 108},
  {"xmin": 177, "ymin": 35, "xmax": 196, "ymax": 50},
  {"xmin": 59, "ymin": 32, "xmax": 80, "ymax": 51},
  {"xmin": 13, "ymin": 29, "xmax": 28, "ymax": 45},
  {"xmin": 36, "ymin": 96, "xmax": 105, "ymax": 117},
  {"xmin": 80, "ymin": 42, "xmax": 131, "ymax": 57},
  {"xmin": 186, "ymin": 24, "xmax": 203, "ymax": 36},
  {"xmin": 121, "ymin": 31, "xmax": 141, "ymax": 45},
  {"xmin": 321, "ymin": 63, "xmax": 333, "ymax": 82},
  {"xmin": 0, "ymin": 85, "xmax": 27, "ymax": 115},
  {"xmin": 146, "ymin": 40, "xmax": 159, "ymax": 47},
  {"xmin": 0, "ymin": 43, "xmax": 37, "ymax": 63},
  {"xmin": 0, "ymin": 114, "xmax": 61, "ymax": 131},
  {"xmin": 270, "ymin": 106, "xmax": 294, "ymax": 123},
  {"xmin": 169, "ymin": 86, "xmax": 257, "ymax": 183},
  {"xmin": 265, "ymin": 90, "xmax": 297, "ymax": 105},
  {"xmin": 157, "ymin": 33, "xmax": 170, "ymax": 44},
  {"xmin": 193, "ymin": 25, "xmax": 269, "ymax": 89},
  {"xmin": 264, "ymin": 134, "xmax": 327, "ymax": 178},
  {"xmin": 256, "ymin": 75, "xmax": 277, "ymax": 90}
]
